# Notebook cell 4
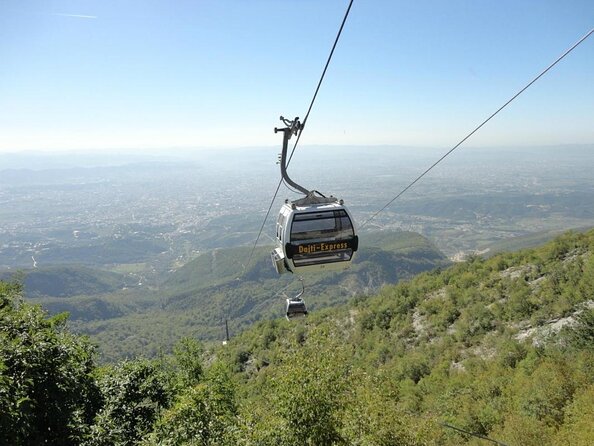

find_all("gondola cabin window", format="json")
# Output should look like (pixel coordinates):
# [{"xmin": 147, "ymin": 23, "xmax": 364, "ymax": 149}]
[
  {"xmin": 290, "ymin": 210, "xmax": 354, "ymax": 242},
  {"xmin": 288, "ymin": 210, "xmax": 356, "ymax": 267}
]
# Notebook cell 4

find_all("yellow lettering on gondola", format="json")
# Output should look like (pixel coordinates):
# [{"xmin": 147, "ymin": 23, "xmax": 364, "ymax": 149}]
[{"xmin": 298, "ymin": 242, "xmax": 349, "ymax": 254}]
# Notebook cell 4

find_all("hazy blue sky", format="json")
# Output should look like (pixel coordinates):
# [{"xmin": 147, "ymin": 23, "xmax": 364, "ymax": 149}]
[{"xmin": 1, "ymin": 0, "xmax": 592, "ymax": 153}]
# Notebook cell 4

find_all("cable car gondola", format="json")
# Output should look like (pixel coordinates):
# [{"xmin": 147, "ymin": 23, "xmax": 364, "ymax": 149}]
[
  {"xmin": 285, "ymin": 278, "xmax": 308, "ymax": 319},
  {"xmin": 286, "ymin": 297, "xmax": 308, "ymax": 319},
  {"xmin": 270, "ymin": 117, "xmax": 359, "ymax": 275},
  {"xmin": 272, "ymin": 196, "xmax": 358, "ymax": 274}
]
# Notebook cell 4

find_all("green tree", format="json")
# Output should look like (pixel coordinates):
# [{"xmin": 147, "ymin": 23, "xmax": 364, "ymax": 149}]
[
  {"xmin": 267, "ymin": 332, "xmax": 351, "ymax": 446},
  {"xmin": 341, "ymin": 372, "xmax": 442, "ymax": 445},
  {"xmin": 0, "ymin": 281, "xmax": 99, "ymax": 445},
  {"xmin": 86, "ymin": 359, "xmax": 171, "ymax": 445},
  {"xmin": 554, "ymin": 383, "xmax": 594, "ymax": 445},
  {"xmin": 172, "ymin": 337, "xmax": 204, "ymax": 388},
  {"xmin": 508, "ymin": 353, "xmax": 577, "ymax": 427},
  {"xmin": 149, "ymin": 362, "xmax": 238, "ymax": 445},
  {"xmin": 564, "ymin": 308, "xmax": 594, "ymax": 351},
  {"xmin": 493, "ymin": 413, "xmax": 554, "ymax": 446}
]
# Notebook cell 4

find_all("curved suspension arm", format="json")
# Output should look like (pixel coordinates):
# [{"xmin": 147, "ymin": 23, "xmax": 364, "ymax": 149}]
[
  {"xmin": 274, "ymin": 116, "xmax": 310, "ymax": 196},
  {"xmin": 294, "ymin": 276, "xmax": 305, "ymax": 300}
]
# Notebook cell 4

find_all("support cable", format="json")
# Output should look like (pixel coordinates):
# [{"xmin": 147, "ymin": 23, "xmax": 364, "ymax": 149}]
[
  {"xmin": 359, "ymin": 27, "xmax": 594, "ymax": 229},
  {"xmin": 287, "ymin": 0, "xmax": 354, "ymax": 165},
  {"xmin": 440, "ymin": 422, "xmax": 508, "ymax": 446},
  {"xmin": 243, "ymin": 0, "xmax": 355, "ymax": 273}
]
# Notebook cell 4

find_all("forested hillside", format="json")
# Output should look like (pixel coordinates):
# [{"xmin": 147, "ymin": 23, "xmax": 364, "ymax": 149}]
[
  {"xmin": 17, "ymin": 230, "xmax": 448, "ymax": 361},
  {"xmin": 0, "ymin": 265, "xmax": 134, "ymax": 298},
  {"xmin": 1, "ymin": 229, "xmax": 593, "ymax": 445}
]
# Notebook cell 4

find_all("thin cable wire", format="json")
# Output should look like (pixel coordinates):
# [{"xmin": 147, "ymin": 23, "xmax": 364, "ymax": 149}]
[
  {"xmin": 242, "ymin": 179, "xmax": 283, "ymax": 273},
  {"xmin": 359, "ymin": 27, "xmax": 594, "ymax": 229},
  {"xmin": 282, "ymin": 179, "xmax": 303, "ymax": 195},
  {"xmin": 288, "ymin": 0, "xmax": 354, "ymax": 166},
  {"xmin": 394, "ymin": 409, "xmax": 509, "ymax": 446},
  {"xmin": 440, "ymin": 422, "xmax": 508, "ymax": 446},
  {"xmin": 243, "ymin": 0, "xmax": 355, "ymax": 273}
]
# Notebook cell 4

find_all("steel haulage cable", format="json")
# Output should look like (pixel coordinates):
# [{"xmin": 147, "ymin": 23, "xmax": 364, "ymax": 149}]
[
  {"xmin": 359, "ymin": 27, "xmax": 594, "ymax": 229},
  {"xmin": 243, "ymin": 0, "xmax": 355, "ymax": 273}
]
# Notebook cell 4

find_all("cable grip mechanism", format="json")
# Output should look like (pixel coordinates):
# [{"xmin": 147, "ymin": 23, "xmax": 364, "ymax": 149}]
[
  {"xmin": 275, "ymin": 116, "xmax": 309, "ymax": 196},
  {"xmin": 274, "ymin": 116, "xmax": 302, "ymax": 136}
]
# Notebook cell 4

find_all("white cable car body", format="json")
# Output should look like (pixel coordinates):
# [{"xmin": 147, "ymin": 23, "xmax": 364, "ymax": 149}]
[
  {"xmin": 271, "ymin": 198, "xmax": 358, "ymax": 275},
  {"xmin": 270, "ymin": 116, "xmax": 359, "ymax": 317}
]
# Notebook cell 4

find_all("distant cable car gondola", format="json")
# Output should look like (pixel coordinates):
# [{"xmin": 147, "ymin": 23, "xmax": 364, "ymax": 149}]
[
  {"xmin": 270, "ymin": 116, "xmax": 359, "ymax": 276},
  {"xmin": 285, "ymin": 278, "xmax": 308, "ymax": 319},
  {"xmin": 286, "ymin": 297, "xmax": 308, "ymax": 319}
]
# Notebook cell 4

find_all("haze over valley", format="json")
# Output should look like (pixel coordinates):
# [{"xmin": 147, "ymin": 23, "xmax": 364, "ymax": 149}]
[{"xmin": 2, "ymin": 145, "xmax": 593, "ymax": 267}]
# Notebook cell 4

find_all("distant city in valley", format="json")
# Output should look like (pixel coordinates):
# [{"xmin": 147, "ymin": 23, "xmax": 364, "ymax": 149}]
[
  {"xmin": 1, "ymin": 144, "xmax": 593, "ymax": 359},
  {"xmin": 2, "ymin": 145, "xmax": 593, "ymax": 271}
]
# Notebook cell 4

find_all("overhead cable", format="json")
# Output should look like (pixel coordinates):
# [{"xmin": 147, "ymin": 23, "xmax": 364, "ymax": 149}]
[
  {"xmin": 243, "ymin": 0, "xmax": 355, "ymax": 273},
  {"xmin": 440, "ymin": 422, "xmax": 509, "ymax": 446},
  {"xmin": 359, "ymin": 27, "xmax": 594, "ymax": 229}
]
